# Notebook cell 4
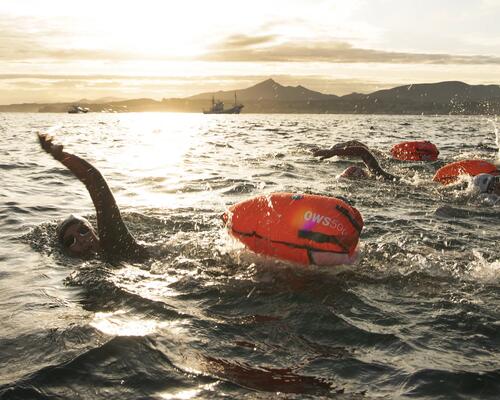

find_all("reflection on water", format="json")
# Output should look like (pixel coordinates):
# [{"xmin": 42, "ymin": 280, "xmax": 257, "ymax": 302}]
[
  {"xmin": 91, "ymin": 310, "xmax": 160, "ymax": 336},
  {"xmin": 158, "ymin": 383, "xmax": 219, "ymax": 400},
  {"xmin": 0, "ymin": 113, "xmax": 499, "ymax": 399}
]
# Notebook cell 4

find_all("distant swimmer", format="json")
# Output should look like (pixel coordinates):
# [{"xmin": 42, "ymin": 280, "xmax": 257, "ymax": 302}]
[
  {"xmin": 470, "ymin": 173, "xmax": 500, "ymax": 200},
  {"xmin": 37, "ymin": 133, "xmax": 148, "ymax": 261},
  {"xmin": 323, "ymin": 139, "xmax": 440, "ymax": 162},
  {"xmin": 312, "ymin": 141, "xmax": 500, "ymax": 196},
  {"xmin": 312, "ymin": 140, "xmax": 400, "ymax": 181}
]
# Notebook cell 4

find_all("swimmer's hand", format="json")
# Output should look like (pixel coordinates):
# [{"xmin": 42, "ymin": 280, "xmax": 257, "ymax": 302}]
[
  {"xmin": 37, "ymin": 133, "xmax": 64, "ymax": 161},
  {"xmin": 311, "ymin": 147, "xmax": 335, "ymax": 160}
]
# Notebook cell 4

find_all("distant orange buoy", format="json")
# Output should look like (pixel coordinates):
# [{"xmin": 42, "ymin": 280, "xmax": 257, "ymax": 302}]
[
  {"xmin": 390, "ymin": 141, "xmax": 439, "ymax": 161},
  {"xmin": 223, "ymin": 193, "xmax": 364, "ymax": 265},
  {"xmin": 433, "ymin": 159, "xmax": 499, "ymax": 185}
]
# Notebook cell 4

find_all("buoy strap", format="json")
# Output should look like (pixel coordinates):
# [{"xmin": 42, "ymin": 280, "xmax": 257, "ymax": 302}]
[
  {"xmin": 298, "ymin": 230, "xmax": 350, "ymax": 253},
  {"xmin": 230, "ymin": 228, "xmax": 351, "ymax": 254},
  {"xmin": 335, "ymin": 204, "xmax": 362, "ymax": 233}
]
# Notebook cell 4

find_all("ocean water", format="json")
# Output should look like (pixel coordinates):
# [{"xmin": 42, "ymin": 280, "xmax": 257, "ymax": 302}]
[{"xmin": 0, "ymin": 112, "xmax": 499, "ymax": 400}]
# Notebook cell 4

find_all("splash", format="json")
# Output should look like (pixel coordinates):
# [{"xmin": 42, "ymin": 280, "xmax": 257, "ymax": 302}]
[
  {"xmin": 45, "ymin": 124, "xmax": 63, "ymax": 135},
  {"xmin": 487, "ymin": 116, "xmax": 500, "ymax": 161},
  {"xmin": 465, "ymin": 250, "xmax": 500, "ymax": 283}
]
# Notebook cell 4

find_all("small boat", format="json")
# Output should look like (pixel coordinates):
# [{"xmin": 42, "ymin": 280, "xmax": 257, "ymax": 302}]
[
  {"xmin": 203, "ymin": 93, "xmax": 243, "ymax": 114},
  {"xmin": 68, "ymin": 105, "xmax": 89, "ymax": 114}
]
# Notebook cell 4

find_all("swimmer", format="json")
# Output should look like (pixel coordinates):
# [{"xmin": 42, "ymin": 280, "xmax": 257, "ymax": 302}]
[
  {"xmin": 312, "ymin": 141, "xmax": 500, "ymax": 196},
  {"xmin": 470, "ymin": 173, "xmax": 500, "ymax": 196},
  {"xmin": 312, "ymin": 141, "xmax": 399, "ymax": 181},
  {"xmin": 37, "ymin": 133, "xmax": 148, "ymax": 261}
]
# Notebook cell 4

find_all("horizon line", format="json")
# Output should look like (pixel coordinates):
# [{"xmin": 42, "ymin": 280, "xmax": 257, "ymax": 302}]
[{"xmin": 1, "ymin": 76, "xmax": 498, "ymax": 106}]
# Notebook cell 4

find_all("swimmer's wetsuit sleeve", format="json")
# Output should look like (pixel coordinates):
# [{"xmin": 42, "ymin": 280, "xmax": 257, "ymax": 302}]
[
  {"xmin": 38, "ymin": 134, "xmax": 148, "ymax": 261},
  {"xmin": 313, "ymin": 145, "xmax": 399, "ymax": 182}
]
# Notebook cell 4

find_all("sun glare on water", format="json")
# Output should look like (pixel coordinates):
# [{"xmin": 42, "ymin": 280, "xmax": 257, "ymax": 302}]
[
  {"xmin": 109, "ymin": 113, "xmax": 214, "ymax": 209},
  {"xmin": 114, "ymin": 114, "xmax": 201, "ymax": 168}
]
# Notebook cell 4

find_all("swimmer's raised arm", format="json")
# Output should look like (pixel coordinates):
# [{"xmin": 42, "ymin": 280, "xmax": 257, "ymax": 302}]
[
  {"xmin": 311, "ymin": 140, "xmax": 370, "ymax": 160},
  {"xmin": 38, "ymin": 133, "xmax": 147, "ymax": 261},
  {"xmin": 332, "ymin": 140, "xmax": 370, "ymax": 150},
  {"xmin": 312, "ymin": 143, "xmax": 399, "ymax": 182}
]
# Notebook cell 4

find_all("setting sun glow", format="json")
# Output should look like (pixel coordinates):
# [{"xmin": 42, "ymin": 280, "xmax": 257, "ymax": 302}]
[{"xmin": 1, "ymin": 0, "xmax": 500, "ymax": 103}]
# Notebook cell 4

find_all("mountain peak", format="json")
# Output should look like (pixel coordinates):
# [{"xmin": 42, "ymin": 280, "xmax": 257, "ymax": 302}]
[
  {"xmin": 187, "ymin": 78, "xmax": 328, "ymax": 102},
  {"xmin": 253, "ymin": 78, "xmax": 280, "ymax": 88}
]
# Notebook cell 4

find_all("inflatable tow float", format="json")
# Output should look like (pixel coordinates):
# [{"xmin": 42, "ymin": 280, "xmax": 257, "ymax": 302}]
[
  {"xmin": 433, "ymin": 159, "xmax": 499, "ymax": 185},
  {"xmin": 222, "ymin": 193, "xmax": 364, "ymax": 266},
  {"xmin": 390, "ymin": 141, "xmax": 439, "ymax": 161}
]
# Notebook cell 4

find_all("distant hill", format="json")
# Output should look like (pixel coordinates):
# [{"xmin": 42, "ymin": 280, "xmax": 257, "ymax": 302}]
[
  {"xmin": 331, "ymin": 81, "xmax": 500, "ymax": 114},
  {"xmin": 189, "ymin": 78, "xmax": 334, "ymax": 102},
  {"xmin": 367, "ymin": 81, "xmax": 500, "ymax": 103},
  {"xmin": 1, "ymin": 78, "xmax": 499, "ymax": 114},
  {"xmin": 78, "ymin": 96, "xmax": 126, "ymax": 104}
]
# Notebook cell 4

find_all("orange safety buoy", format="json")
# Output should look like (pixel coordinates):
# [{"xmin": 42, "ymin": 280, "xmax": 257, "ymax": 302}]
[
  {"xmin": 433, "ymin": 159, "xmax": 499, "ymax": 185},
  {"xmin": 222, "ymin": 193, "xmax": 364, "ymax": 265},
  {"xmin": 390, "ymin": 141, "xmax": 439, "ymax": 161}
]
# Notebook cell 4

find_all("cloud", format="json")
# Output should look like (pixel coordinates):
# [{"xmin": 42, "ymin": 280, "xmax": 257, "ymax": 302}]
[
  {"xmin": 222, "ymin": 34, "xmax": 279, "ymax": 48},
  {"xmin": 4, "ymin": 13, "xmax": 497, "ymax": 66},
  {"xmin": 0, "ymin": 20, "xmax": 134, "ymax": 62},
  {"xmin": 0, "ymin": 16, "xmax": 171, "ymax": 62},
  {"xmin": 202, "ymin": 34, "xmax": 500, "ymax": 64},
  {"xmin": 0, "ymin": 48, "xmax": 132, "ymax": 61},
  {"xmin": 0, "ymin": 74, "xmax": 260, "ymax": 82}
]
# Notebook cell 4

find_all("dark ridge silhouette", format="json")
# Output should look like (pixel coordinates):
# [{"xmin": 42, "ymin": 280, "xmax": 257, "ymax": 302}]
[
  {"xmin": 189, "ymin": 78, "xmax": 334, "ymax": 102},
  {"xmin": 78, "ymin": 96, "xmax": 126, "ymax": 104},
  {"xmin": 1, "ymin": 78, "xmax": 499, "ymax": 114},
  {"xmin": 367, "ymin": 81, "xmax": 500, "ymax": 103}
]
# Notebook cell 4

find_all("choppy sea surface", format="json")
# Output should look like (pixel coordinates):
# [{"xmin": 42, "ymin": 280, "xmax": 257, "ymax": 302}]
[{"xmin": 0, "ymin": 112, "xmax": 499, "ymax": 400}]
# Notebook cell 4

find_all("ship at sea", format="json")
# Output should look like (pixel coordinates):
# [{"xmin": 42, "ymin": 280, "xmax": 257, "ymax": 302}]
[{"xmin": 203, "ymin": 93, "xmax": 243, "ymax": 114}]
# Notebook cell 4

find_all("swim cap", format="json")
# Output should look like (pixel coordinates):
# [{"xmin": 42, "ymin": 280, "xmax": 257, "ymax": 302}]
[
  {"xmin": 56, "ymin": 214, "xmax": 89, "ymax": 245},
  {"xmin": 471, "ymin": 173, "xmax": 494, "ymax": 194},
  {"xmin": 340, "ymin": 166, "xmax": 368, "ymax": 179}
]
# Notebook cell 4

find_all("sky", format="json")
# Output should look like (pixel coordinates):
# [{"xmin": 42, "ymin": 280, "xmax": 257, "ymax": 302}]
[{"xmin": 1, "ymin": 0, "xmax": 500, "ymax": 104}]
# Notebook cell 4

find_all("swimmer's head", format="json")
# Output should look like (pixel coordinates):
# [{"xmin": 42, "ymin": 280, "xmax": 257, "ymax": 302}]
[
  {"xmin": 339, "ymin": 166, "xmax": 369, "ymax": 180},
  {"xmin": 56, "ymin": 215, "xmax": 100, "ymax": 258},
  {"xmin": 471, "ymin": 173, "xmax": 500, "ymax": 195}
]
